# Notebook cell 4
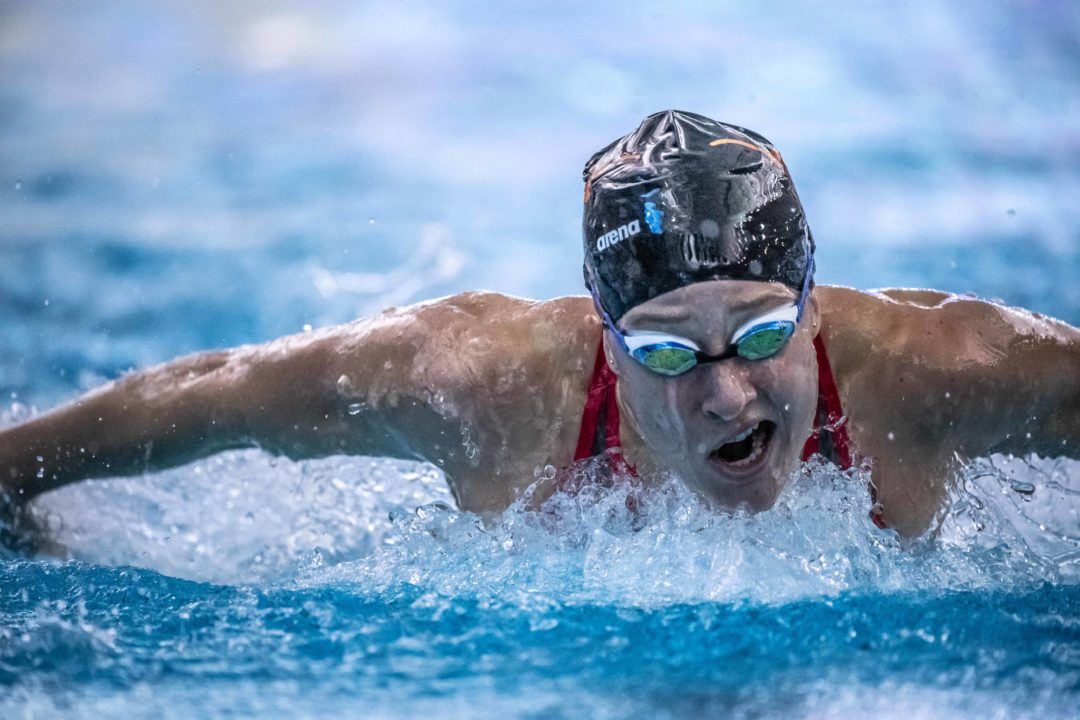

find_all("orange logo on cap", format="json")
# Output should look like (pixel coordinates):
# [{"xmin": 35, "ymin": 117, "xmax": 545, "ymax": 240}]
[{"xmin": 708, "ymin": 138, "xmax": 786, "ymax": 169}]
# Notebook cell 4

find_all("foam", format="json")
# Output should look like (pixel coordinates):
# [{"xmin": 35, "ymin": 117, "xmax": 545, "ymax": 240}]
[{"xmin": 22, "ymin": 448, "xmax": 1077, "ymax": 605}]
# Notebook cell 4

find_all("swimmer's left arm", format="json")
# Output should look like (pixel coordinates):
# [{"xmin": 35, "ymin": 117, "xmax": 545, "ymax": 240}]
[{"xmin": 900, "ymin": 299, "xmax": 1080, "ymax": 462}]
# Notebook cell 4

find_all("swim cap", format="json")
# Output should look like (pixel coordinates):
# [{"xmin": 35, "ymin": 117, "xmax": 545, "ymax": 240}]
[{"xmin": 582, "ymin": 110, "xmax": 815, "ymax": 322}]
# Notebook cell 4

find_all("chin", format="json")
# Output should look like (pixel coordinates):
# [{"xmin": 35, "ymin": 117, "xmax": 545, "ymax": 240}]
[{"xmin": 695, "ymin": 472, "xmax": 784, "ymax": 513}]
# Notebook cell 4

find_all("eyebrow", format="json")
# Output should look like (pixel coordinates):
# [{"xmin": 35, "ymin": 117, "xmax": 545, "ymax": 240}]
[
  {"xmin": 624, "ymin": 296, "xmax": 767, "ymax": 329},
  {"xmin": 623, "ymin": 308, "xmax": 693, "ymax": 327}
]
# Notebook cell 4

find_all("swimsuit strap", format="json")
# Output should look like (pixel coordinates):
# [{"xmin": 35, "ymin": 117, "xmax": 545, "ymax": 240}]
[
  {"xmin": 800, "ymin": 334, "xmax": 854, "ymax": 469},
  {"xmin": 573, "ymin": 341, "xmax": 633, "ymax": 474},
  {"xmin": 799, "ymin": 335, "xmax": 884, "ymax": 527}
]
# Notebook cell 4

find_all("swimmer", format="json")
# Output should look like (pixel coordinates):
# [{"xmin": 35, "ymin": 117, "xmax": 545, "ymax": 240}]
[{"xmin": 1, "ymin": 110, "xmax": 1077, "ymax": 547}]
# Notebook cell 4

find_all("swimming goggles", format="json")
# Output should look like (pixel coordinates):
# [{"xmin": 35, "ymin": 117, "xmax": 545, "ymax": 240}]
[
  {"xmin": 586, "ymin": 260, "xmax": 813, "ymax": 377},
  {"xmin": 588, "ymin": 276, "xmax": 809, "ymax": 377},
  {"xmin": 610, "ymin": 304, "xmax": 800, "ymax": 376}
]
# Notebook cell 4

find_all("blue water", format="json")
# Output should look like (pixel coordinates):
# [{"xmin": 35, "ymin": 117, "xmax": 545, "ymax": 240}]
[{"xmin": 2, "ymin": 1, "xmax": 1079, "ymax": 718}]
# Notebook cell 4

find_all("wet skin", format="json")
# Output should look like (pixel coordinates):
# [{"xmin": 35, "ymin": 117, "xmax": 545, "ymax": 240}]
[{"xmin": 1, "ymin": 284, "xmax": 1078, "ymax": 544}]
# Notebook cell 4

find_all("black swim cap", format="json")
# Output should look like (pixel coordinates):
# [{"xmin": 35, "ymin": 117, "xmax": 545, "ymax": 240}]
[{"xmin": 582, "ymin": 110, "xmax": 815, "ymax": 322}]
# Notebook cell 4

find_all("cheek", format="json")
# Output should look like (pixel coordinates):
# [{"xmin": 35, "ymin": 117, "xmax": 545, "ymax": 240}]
[
  {"xmin": 618, "ymin": 365, "xmax": 693, "ymax": 450},
  {"xmin": 757, "ymin": 336, "xmax": 818, "ymax": 432}
]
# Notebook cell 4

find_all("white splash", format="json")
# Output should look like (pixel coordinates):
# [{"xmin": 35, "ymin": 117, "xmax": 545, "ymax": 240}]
[
  {"xmin": 23, "ymin": 443, "xmax": 1079, "ymax": 603},
  {"xmin": 303, "ymin": 453, "xmax": 1078, "ymax": 606}
]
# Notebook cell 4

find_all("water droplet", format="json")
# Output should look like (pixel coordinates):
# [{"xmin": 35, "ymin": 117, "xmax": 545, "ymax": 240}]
[
  {"xmin": 887, "ymin": 432, "xmax": 895, "ymax": 441},
  {"xmin": 368, "ymin": 217, "xmax": 375, "ymax": 224},
  {"xmin": 1009, "ymin": 480, "xmax": 1035, "ymax": 497},
  {"xmin": 1006, "ymin": 209, "xmax": 1016, "ymax": 218},
  {"xmin": 346, "ymin": 402, "xmax": 364, "ymax": 416}
]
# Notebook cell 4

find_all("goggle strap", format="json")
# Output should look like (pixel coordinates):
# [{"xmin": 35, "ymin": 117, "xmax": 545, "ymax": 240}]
[{"xmin": 795, "ymin": 258, "xmax": 814, "ymax": 322}]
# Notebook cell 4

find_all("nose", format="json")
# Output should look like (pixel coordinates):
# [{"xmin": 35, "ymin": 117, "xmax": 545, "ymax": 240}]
[{"xmin": 700, "ymin": 362, "xmax": 757, "ymax": 423}]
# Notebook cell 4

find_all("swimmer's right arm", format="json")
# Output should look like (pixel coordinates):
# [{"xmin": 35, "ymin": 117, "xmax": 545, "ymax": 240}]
[{"xmin": 0, "ymin": 309, "xmax": 459, "ymax": 505}]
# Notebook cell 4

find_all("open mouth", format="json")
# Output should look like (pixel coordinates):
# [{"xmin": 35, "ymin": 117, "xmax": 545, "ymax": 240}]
[{"xmin": 709, "ymin": 420, "xmax": 775, "ymax": 473}]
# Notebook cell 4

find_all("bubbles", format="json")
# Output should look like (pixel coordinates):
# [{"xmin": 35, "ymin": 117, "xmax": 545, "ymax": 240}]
[
  {"xmin": 23, "ymin": 446, "xmax": 1077, "ymax": 600},
  {"xmin": 278, "ymin": 453, "xmax": 1076, "ymax": 606},
  {"xmin": 459, "ymin": 424, "xmax": 481, "ymax": 464},
  {"xmin": 533, "ymin": 464, "xmax": 557, "ymax": 481},
  {"xmin": 938, "ymin": 455, "xmax": 1080, "ymax": 581},
  {"xmin": 1009, "ymin": 480, "xmax": 1036, "ymax": 497},
  {"xmin": 30, "ymin": 452, "xmax": 452, "ymax": 584}
]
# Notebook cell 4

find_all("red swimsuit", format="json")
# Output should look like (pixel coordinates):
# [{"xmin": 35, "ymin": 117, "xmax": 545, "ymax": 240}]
[{"xmin": 572, "ymin": 335, "xmax": 885, "ymax": 527}]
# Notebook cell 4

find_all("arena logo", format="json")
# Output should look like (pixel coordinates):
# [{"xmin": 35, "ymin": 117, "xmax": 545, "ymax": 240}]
[{"xmin": 595, "ymin": 220, "xmax": 641, "ymax": 252}]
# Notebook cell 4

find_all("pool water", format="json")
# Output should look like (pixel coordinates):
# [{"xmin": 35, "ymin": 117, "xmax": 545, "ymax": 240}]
[
  {"xmin": 2, "ymin": 1, "xmax": 1079, "ymax": 718},
  {"xmin": 3, "ymin": 457, "xmax": 1079, "ymax": 718}
]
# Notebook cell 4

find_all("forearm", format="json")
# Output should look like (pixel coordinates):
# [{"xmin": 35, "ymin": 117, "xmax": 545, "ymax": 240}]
[{"xmin": 0, "ymin": 351, "xmax": 248, "ymax": 500}]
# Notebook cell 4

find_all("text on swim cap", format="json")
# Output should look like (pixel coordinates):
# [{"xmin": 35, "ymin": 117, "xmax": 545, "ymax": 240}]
[{"xmin": 596, "ymin": 220, "xmax": 641, "ymax": 252}]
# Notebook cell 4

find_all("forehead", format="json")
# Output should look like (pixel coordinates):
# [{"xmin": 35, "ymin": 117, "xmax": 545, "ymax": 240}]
[{"xmin": 621, "ymin": 280, "xmax": 796, "ymax": 328}]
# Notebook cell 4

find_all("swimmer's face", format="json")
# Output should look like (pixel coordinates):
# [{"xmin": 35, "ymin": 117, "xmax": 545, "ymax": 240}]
[{"xmin": 608, "ymin": 280, "xmax": 820, "ymax": 511}]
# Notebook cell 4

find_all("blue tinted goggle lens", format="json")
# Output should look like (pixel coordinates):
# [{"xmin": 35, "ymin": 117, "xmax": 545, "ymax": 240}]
[
  {"xmin": 631, "ymin": 343, "xmax": 698, "ymax": 376},
  {"xmin": 736, "ymin": 322, "xmax": 794, "ymax": 360}
]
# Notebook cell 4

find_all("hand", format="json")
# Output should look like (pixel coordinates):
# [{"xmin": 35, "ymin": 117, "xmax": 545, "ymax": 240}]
[{"xmin": 0, "ymin": 476, "xmax": 61, "ymax": 556}]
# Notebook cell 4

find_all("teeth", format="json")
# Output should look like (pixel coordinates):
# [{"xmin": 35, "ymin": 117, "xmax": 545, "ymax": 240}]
[
  {"xmin": 729, "ymin": 428, "xmax": 766, "ymax": 466},
  {"xmin": 731, "ymin": 424, "xmax": 757, "ymax": 443}
]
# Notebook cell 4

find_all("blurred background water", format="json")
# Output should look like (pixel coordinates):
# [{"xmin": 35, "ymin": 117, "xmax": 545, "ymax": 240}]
[
  {"xmin": 1, "ymin": 1, "xmax": 1079, "ymax": 718},
  {"xmin": 2, "ymin": 0, "xmax": 1078, "ymax": 405}
]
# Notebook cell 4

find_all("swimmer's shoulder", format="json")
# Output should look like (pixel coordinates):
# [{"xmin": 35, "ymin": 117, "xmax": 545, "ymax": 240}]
[
  {"xmin": 816, "ymin": 284, "xmax": 1078, "ymax": 354},
  {"xmin": 816, "ymin": 285, "xmax": 1000, "ymax": 380},
  {"xmin": 375, "ymin": 290, "xmax": 601, "ymax": 394},
  {"xmin": 381, "ymin": 291, "xmax": 601, "ymax": 501},
  {"xmin": 402, "ymin": 290, "xmax": 600, "ymax": 352},
  {"xmin": 814, "ymin": 283, "xmax": 1077, "ymax": 449},
  {"xmin": 815, "ymin": 284, "xmax": 963, "ymax": 323}
]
